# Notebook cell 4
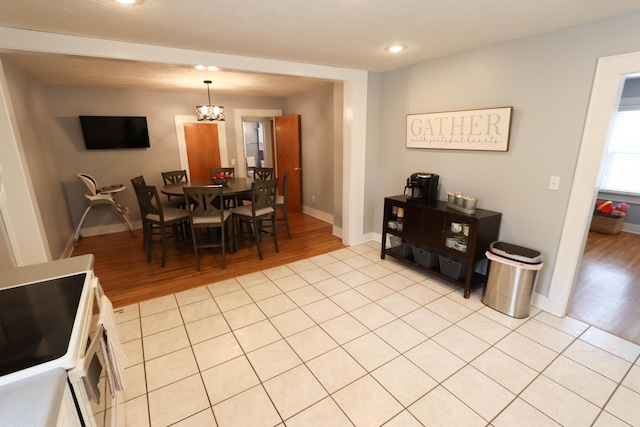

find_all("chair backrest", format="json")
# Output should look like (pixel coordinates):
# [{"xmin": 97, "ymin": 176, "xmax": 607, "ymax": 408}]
[
  {"xmin": 209, "ymin": 167, "xmax": 235, "ymax": 178},
  {"xmin": 183, "ymin": 186, "xmax": 225, "ymax": 222},
  {"xmin": 131, "ymin": 175, "xmax": 146, "ymax": 187},
  {"xmin": 254, "ymin": 167, "xmax": 274, "ymax": 181},
  {"xmin": 78, "ymin": 173, "xmax": 98, "ymax": 196},
  {"xmin": 136, "ymin": 184, "xmax": 164, "ymax": 222},
  {"xmin": 161, "ymin": 170, "xmax": 188, "ymax": 185},
  {"xmin": 130, "ymin": 176, "xmax": 147, "ymax": 215},
  {"xmin": 250, "ymin": 179, "xmax": 278, "ymax": 215}
]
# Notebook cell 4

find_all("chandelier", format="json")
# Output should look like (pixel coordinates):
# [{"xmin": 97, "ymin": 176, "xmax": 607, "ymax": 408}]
[{"xmin": 196, "ymin": 80, "xmax": 225, "ymax": 121}]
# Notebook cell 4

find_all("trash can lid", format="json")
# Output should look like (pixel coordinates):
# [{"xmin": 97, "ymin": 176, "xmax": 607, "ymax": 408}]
[{"xmin": 489, "ymin": 241, "xmax": 543, "ymax": 264}]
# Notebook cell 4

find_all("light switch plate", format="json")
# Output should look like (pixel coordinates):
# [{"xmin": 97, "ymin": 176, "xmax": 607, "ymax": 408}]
[{"xmin": 549, "ymin": 176, "xmax": 561, "ymax": 190}]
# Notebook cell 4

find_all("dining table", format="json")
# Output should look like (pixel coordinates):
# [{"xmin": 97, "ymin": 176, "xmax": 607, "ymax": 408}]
[{"xmin": 161, "ymin": 177, "xmax": 255, "ymax": 198}]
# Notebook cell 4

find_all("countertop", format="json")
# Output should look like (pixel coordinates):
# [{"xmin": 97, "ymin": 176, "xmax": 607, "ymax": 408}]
[
  {"xmin": 0, "ymin": 368, "xmax": 67, "ymax": 427},
  {"xmin": 0, "ymin": 254, "xmax": 94, "ymax": 290}
]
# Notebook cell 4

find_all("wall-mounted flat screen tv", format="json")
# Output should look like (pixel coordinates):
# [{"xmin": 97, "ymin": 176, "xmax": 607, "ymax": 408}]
[{"xmin": 79, "ymin": 116, "xmax": 150, "ymax": 150}]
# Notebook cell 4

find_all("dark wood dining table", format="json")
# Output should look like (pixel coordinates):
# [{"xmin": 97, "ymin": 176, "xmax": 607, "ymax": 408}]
[{"xmin": 161, "ymin": 178, "xmax": 254, "ymax": 198}]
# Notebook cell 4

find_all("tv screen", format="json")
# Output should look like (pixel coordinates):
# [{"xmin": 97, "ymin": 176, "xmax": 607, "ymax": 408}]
[{"xmin": 79, "ymin": 116, "xmax": 150, "ymax": 150}]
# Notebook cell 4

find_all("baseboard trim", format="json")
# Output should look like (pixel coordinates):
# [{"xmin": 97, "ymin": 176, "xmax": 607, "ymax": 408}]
[
  {"xmin": 622, "ymin": 223, "xmax": 640, "ymax": 234},
  {"xmin": 71, "ymin": 221, "xmax": 142, "ymax": 252},
  {"xmin": 301, "ymin": 205, "xmax": 333, "ymax": 224}
]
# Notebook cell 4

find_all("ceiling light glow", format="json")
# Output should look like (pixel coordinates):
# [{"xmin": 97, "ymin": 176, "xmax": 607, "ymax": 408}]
[
  {"xmin": 195, "ymin": 65, "xmax": 219, "ymax": 71},
  {"xmin": 385, "ymin": 45, "xmax": 407, "ymax": 53},
  {"xmin": 113, "ymin": 0, "xmax": 144, "ymax": 5}
]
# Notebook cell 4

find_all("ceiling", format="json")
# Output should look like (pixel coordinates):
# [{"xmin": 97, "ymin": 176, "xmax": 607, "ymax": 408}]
[{"xmin": 1, "ymin": 0, "xmax": 640, "ymax": 97}]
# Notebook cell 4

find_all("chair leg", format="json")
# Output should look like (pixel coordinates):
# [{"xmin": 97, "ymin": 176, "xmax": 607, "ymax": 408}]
[
  {"xmin": 272, "ymin": 216, "xmax": 279, "ymax": 253},
  {"xmin": 283, "ymin": 208, "xmax": 291, "ymax": 239},
  {"xmin": 141, "ymin": 223, "xmax": 148, "ymax": 251},
  {"xmin": 192, "ymin": 226, "xmax": 201, "ymax": 271},
  {"xmin": 146, "ymin": 225, "xmax": 153, "ymax": 264},
  {"xmin": 160, "ymin": 227, "xmax": 168, "ymax": 267},
  {"xmin": 255, "ymin": 219, "xmax": 263, "ymax": 260},
  {"xmin": 220, "ymin": 225, "xmax": 226, "ymax": 270}
]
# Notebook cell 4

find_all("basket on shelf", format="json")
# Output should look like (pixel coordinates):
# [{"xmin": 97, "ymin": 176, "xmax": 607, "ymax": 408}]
[{"xmin": 589, "ymin": 210, "xmax": 624, "ymax": 234}]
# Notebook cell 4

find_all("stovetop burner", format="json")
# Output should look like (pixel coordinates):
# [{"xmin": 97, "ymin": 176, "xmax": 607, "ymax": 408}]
[{"xmin": 0, "ymin": 273, "xmax": 86, "ymax": 377}]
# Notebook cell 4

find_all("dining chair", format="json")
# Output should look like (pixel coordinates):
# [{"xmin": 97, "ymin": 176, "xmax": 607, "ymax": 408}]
[
  {"xmin": 183, "ymin": 186, "xmax": 233, "ymax": 270},
  {"xmin": 130, "ymin": 176, "xmax": 149, "ymax": 250},
  {"xmin": 231, "ymin": 178, "xmax": 279, "ymax": 260},
  {"xmin": 131, "ymin": 182, "xmax": 190, "ymax": 267},
  {"xmin": 276, "ymin": 171, "xmax": 292, "ymax": 239},
  {"xmin": 238, "ymin": 167, "xmax": 274, "ymax": 205},
  {"xmin": 161, "ymin": 170, "xmax": 188, "ymax": 208},
  {"xmin": 74, "ymin": 173, "xmax": 136, "ymax": 246},
  {"xmin": 254, "ymin": 167, "xmax": 274, "ymax": 180}
]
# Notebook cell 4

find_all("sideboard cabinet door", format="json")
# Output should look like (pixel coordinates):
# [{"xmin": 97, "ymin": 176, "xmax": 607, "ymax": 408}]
[{"xmin": 404, "ymin": 206, "xmax": 444, "ymax": 247}]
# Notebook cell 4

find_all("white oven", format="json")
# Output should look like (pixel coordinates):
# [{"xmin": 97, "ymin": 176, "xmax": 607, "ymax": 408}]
[{"xmin": 0, "ymin": 255, "xmax": 124, "ymax": 427}]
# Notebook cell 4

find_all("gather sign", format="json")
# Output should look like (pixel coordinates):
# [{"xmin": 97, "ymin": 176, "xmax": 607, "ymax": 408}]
[{"xmin": 406, "ymin": 107, "xmax": 512, "ymax": 151}]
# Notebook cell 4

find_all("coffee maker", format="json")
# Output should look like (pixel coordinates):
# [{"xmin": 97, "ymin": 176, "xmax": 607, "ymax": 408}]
[{"xmin": 405, "ymin": 173, "xmax": 439, "ymax": 203}]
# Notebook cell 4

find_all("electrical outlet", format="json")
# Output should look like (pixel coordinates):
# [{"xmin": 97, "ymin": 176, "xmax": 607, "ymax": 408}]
[
  {"xmin": 312, "ymin": 195, "xmax": 316, "ymax": 202},
  {"xmin": 231, "ymin": 159, "xmax": 236, "ymax": 166},
  {"xmin": 549, "ymin": 176, "xmax": 561, "ymax": 191}
]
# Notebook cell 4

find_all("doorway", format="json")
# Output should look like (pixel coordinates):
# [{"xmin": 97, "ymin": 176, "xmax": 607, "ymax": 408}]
[
  {"xmin": 567, "ymin": 78, "xmax": 640, "ymax": 342},
  {"xmin": 174, "ymin": 116, "xmax": 229, "ymax": 178},
  {"xmin": 546, "ymin": 52, "xmax": 640, "ymax": 317},
  {"xmin": 233, "ymin": 109, "xmax": 282, "ymax": 178},
  {"xmin": 243, "ymin": 120, "xmax": 273, "ymax": 176},
  {"xmin": 240, "ymin": 114, "xmax": 303, "ymax": 213}
]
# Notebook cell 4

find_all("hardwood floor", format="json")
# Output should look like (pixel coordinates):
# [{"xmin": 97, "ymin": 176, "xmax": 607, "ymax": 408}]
[
  {"xmin": 71, "ymin": 211, "xmax": 345, "ymax": 308},
  {"xmin": 569, "ymin": 230, "xmax": 640, "ymax": 344}
]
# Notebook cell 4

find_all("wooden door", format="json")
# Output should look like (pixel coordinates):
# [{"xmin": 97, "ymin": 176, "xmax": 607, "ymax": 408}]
[
  {"xmin": 274, "ymin": 115, "xmax": 302, "ymax": 212},
  {"xmin": 183, "ymin": 123, "xmax": 221, "ymax": 180}
]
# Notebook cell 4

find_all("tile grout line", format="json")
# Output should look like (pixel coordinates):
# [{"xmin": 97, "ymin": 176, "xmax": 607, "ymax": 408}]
[{"xmin": 115, "ymin": 246, "xmax": 640, "ymax": 426}]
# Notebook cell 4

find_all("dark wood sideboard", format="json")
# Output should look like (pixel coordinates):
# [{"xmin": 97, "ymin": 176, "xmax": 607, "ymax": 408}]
[{"xmin": 381, "ymin": 195, "xmax": 501, "ymax": 298}]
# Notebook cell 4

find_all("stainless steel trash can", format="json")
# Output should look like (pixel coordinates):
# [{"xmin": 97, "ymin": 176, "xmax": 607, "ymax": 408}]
[{"xmin": 482, "ymin": 241, "xmax": 543, "ymax": 318}]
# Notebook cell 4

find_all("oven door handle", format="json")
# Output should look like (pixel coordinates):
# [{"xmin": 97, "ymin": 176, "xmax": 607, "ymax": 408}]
[{"xmin": 68, "ymin": 324, "xmax": 102, "ymax": 380}]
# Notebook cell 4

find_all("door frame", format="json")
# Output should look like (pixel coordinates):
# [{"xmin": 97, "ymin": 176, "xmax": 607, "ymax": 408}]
[
  {"xmin": 174, "ymin": 115, "xmax": 228, "ymax": 178},
  {"xmin": 539, "ymin": 51, "xmax": 640, "ymax": 316},
  {"xmin": 0, "ymin": 28, "xmax": 369, "ymax": 254},
  {"xmin": 233, "ymin": 109, "xmax": 283, "ymax": 178}
]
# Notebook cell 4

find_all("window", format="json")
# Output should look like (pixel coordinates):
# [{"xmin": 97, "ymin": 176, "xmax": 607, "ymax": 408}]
[{"xmin": 600, "ymin": 104, "xmax": 640, "ymax": 195}]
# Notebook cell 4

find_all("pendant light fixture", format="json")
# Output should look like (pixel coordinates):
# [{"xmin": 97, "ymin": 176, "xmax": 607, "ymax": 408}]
[{"xmin": 196, "ymin": 80, "xmax": 225, "ymax": 121}]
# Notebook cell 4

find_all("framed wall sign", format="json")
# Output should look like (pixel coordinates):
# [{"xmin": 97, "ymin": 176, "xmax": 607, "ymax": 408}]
[{"xmin": 406, "ymin": 106, "xmax": 512, "ymax": 151}]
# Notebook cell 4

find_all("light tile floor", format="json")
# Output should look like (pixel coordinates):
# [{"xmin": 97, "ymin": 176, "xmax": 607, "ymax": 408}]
[{"xmin": 94, "ymin": 242, "xmax": 640, "ymax": 427}]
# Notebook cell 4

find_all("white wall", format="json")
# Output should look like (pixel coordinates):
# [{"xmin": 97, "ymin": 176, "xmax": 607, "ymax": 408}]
[
  {"xmin": 375, "ymin": 11, "xmax": 640, "ymax": 297},
  {"xmin": 0, "ymin": 59, "xmax": 64, "ymax": 261},
  {"xmin": 284, "ymin": 85, "xmax": 336, "ymax": 220},
  {"xmin": 364, "ymin": 72, "xmax": 381, "ymax": 236}
]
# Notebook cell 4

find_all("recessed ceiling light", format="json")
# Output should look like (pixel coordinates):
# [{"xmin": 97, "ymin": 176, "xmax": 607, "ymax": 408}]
[
  {"xmin": 385, "ymin": 45, "xmax": 407, "ymax": 53},
  {"xmin": 195, "ymin": 65, "xmax": 219, "ymax": 71}
]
